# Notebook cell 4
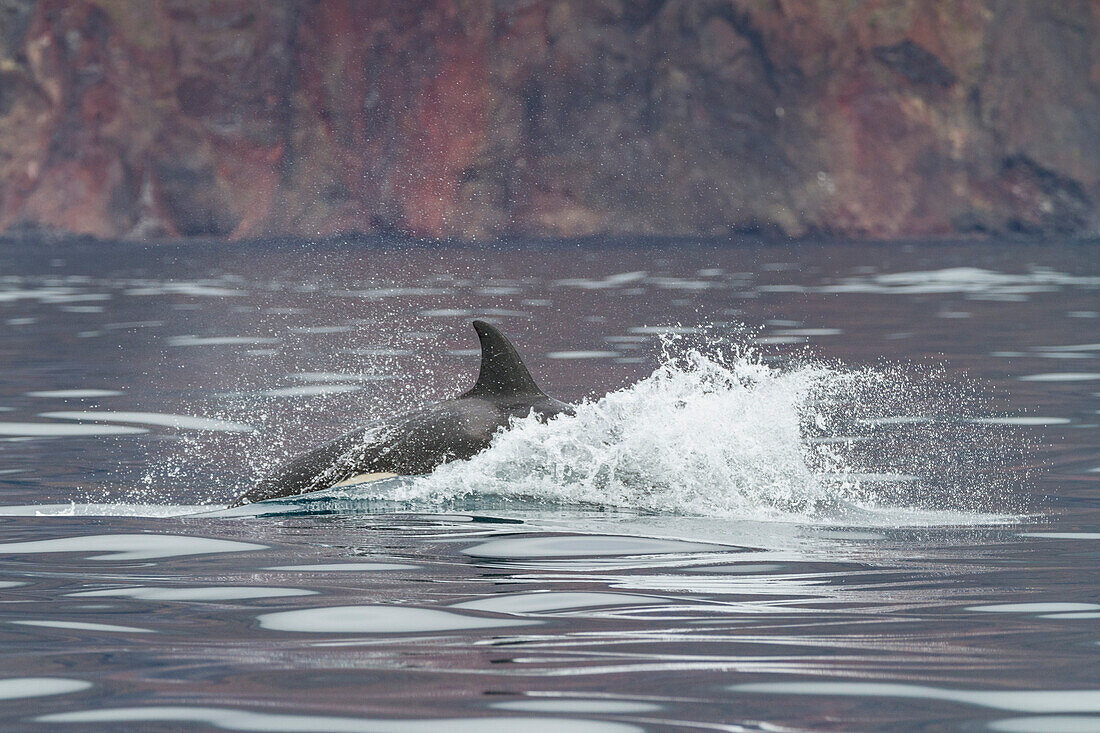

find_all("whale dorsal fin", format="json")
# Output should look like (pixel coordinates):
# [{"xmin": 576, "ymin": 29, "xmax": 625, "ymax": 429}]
[{"xmin": 463, "ymin": 320, "xmax": 544, "ymax": 398}]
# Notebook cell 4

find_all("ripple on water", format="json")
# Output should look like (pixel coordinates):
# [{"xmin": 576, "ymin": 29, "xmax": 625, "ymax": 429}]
[
  {"xmin": 0, "ymin": 422, "xmax": 147, "ymax": 436},
  {"xmin": 256, "ymin": 605, "xmax": 539, "ymax": 633},
  {"xmin": 289, "ymin": 372, "xmax": 396, "ymax": 383},
  {"xmin": 753, "ymin": 336, "xmax": 806, "ymax": 345},
  {"xmin": 26, "ymin": 389, "xmax": 123, "ymax": 398},
  {"xmin": 968, "ymin": 603, "xmax": 1100, "ymax": 618},
  {"xmin": 124, "ymin": 283, "xmax": 248, "ymax": 297},
  {"xmin": 289, "ymin": 325, "xmax": 355, "ymax": 334},
  {"xmin": 39, "ymin": 411, "xmax": 253, "ymax": 432},
  {"xmin": 545, "ymin": 351, "xmax": 620, "ymax": 360},
  {"xmin": 12, "ymin": 620, "xmax": 154, "ymax": 633},
  {"xmin": 1018, "ymin": 373, "xmax": 1100, "ymax": 382},
  {"xmin": 0, "ymin": 678, "xmax": 92, "ymax": 700},
  {"xmin": 168, "ymin": 336, "xmax": 280, "ymax": 347},
  {"xmin": 70, "ymin": 587, "xmax": 315, "ymax": 601},
  {"xmin": 463, "ymin": 535, "xmax": 728, "ymax": 559},
  {"xmin": 1034, "ymin": 343, "xmax": 1100, "ymax": 352},
  {"xmin": 731, "ymin": 682, "xmax": 1100, "ymax": 713},
  {"xmin": 1022, "ymin": 533, "xmax": 1100, "ymax": 540},
  {"xmin": 0, "ymin": 503, "xmax": 211, "ymax": 518},
  {"xmin": 38, "ymin": 707, "xmax": 641, "ymax": 732},
  {"xmin": 773, "ymin": 328, "xmax": 843, "ymax": 336},
  {"xmin": 989, "ymin": 716, "xmax": 1100, "ymax": 732},
  {"xmin": 260, "ymin": 385, "xmax": 361, "ymax": 398},
  {"xmin": 0, "ymin": 534, "xmax": 266, "ymax": 560},
  {"xmin": 265, "ymin": 563, "xmax": 418, "ymax": 572},
  {"xmin": 971, "ymin": 417, "xmax": 1073, "ymax": 426},
  {"xmin": 491, "ymin": 700, "xmax": 662, "ymax": 714},
  {"xmin": 451, "ymin": 591, "xmax": 669, "ymax": 614}
]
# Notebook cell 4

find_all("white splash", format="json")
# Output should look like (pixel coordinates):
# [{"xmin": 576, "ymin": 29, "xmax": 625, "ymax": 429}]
[{"xmin": 343, "ymin": 336, "xmax": 1020, "ymax": 524}]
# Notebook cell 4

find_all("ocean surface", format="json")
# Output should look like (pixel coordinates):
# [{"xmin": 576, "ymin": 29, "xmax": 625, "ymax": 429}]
[{"xmin": 0, "ymin": 236, "xmax": 1097, "ymax": 732}]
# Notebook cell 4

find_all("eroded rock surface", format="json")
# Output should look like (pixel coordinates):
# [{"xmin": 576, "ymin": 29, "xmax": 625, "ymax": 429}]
[{"xmin": 1, "ymin": 0, "xmax": 1097, "ymax": 240}]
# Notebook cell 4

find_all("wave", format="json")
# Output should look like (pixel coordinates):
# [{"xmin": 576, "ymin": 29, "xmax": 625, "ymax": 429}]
[{"xmin": 318, "ymin": 333, "xmax": 1025, "ymax": 524}]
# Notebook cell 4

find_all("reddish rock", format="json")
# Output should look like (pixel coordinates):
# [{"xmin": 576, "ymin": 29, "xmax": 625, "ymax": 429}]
[{"xmin": 0, "ymin": 0, "xmax": 1097, "ymax": 241}]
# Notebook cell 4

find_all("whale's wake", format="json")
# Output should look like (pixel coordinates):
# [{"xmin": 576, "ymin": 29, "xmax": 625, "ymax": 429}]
[{"xmin": 324, "ymin": 335, "xmax": 1025, "ymax": 525}]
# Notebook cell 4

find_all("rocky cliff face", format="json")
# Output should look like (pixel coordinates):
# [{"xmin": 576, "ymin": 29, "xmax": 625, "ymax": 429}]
[{"xmin": 1, "ymin": 0, "xmax": 1098, "ymax": 241}]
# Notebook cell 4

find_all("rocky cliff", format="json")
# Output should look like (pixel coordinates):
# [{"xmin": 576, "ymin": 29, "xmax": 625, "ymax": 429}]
[{"xmin": 1, "ymin": 0, "xmax": 1098, "ymax": 241}]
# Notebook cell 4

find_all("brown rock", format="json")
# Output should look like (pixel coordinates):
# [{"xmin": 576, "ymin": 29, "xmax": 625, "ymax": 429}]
[{"xmin": 0, "ymin": 0, "xmax": 1097, "ymax": 241}]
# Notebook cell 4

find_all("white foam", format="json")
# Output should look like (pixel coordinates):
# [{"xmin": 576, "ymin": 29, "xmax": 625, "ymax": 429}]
[
  {"xmin": 312, "ymin": 337, "xmax": 1019, "ymax": 525},
  {"xmin": 272, "ymin": 335, "xmax": 1015, "ymax": 526},
  {"xmin": 0, "ymin": 533, "xmax": 265, "ymax": 560},
  {"xmin": 384, "ymin": 344, "xmax": 873, "ymax": 520}
]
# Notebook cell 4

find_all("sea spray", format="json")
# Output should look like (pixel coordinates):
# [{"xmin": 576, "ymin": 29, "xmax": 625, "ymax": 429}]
[
  {"xmin": 406, "ymin": 339, "xmax": 835, "ymax": 516},
  {"xmin": 132, "ymin": 323, "xmax": 1026, "ymax": 522},
  {"xmin": 353, "ymin": 332, "xmax": 1025, "ymax": 521}
]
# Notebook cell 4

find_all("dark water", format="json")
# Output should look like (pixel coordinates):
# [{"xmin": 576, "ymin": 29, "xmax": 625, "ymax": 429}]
[{"xmin": 0, "ymin": 237, "xmax": 1097, "ymax": 732}]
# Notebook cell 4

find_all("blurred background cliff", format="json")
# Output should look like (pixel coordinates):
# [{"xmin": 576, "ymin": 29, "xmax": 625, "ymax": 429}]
[{"xmin": 0, "ymin": 0, "xmax": 1097, "ymax": 242}]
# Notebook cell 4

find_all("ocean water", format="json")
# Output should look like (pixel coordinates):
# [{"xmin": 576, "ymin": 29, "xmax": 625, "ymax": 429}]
[{"xmin": 0, "ymin": 236, "xmax": 1097, "ymax": 731}]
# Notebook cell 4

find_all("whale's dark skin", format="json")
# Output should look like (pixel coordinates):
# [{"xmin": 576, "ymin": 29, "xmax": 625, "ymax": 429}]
[{"xmin": 231, "ymin": 321, "xmax": 571, "ymax": 506}]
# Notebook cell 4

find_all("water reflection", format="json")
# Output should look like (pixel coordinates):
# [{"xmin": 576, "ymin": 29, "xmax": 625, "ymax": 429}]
[
  {"xmin": 257, "ymin": 605, "xmax": 539, "ymax": 633},
  {"xmin": 0, "ymin": 678, "xmax": 92, "ymax": 700},
  {"xmin": 40, "ymin": 707, "xmax": 642, "ymax": 733},
  {"xmin": 0, "ymin": 238, "xmax": 1097, "ymax": 731},
  {"xmin": 0, "ymin": 533, "xmax": 265, "ymax": 560}
]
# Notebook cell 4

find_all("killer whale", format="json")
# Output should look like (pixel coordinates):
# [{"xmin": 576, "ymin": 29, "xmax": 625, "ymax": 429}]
[{"xmin": 230, "ymin": 321, "xmax": 571, "ymax": 506}]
